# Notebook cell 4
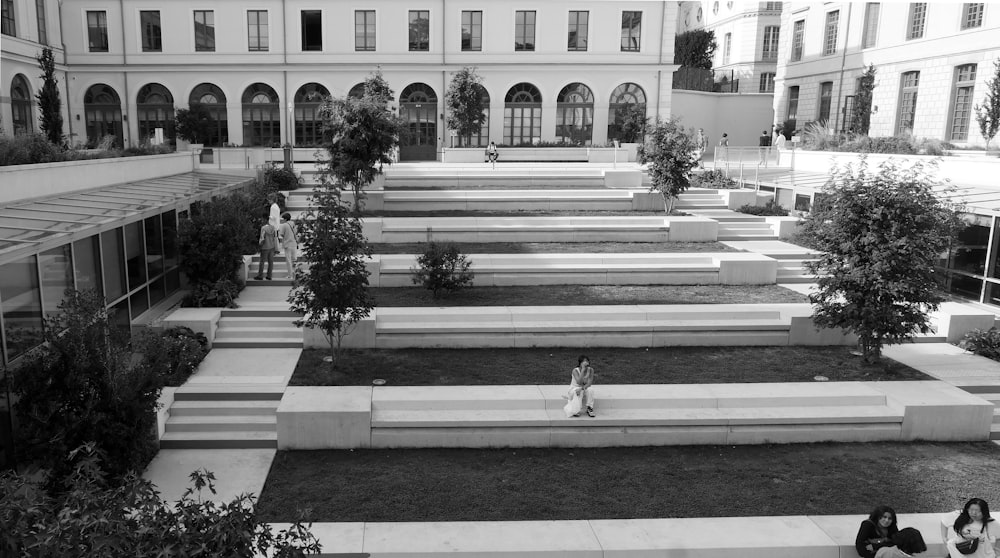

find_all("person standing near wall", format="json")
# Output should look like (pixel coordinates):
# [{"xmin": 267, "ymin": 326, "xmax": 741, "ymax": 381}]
[{"xmin": 758, "ymin": 130, "xmax": 772, "ymax": 165}]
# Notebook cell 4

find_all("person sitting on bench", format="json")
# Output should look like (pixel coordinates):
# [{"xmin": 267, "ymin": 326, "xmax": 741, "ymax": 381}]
[{"xmin": 485, "ymin": 141, "xmax": 499, "ymax": 163}]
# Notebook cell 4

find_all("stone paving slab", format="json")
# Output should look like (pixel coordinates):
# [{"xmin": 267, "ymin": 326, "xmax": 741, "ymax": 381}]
[
  {"xmin": 193, "ymin": 348, "xmax": 301, "ymax": 379},
  {"xmin": 143, "ymin": 448, "xmax": 276, "ymax": 504}
]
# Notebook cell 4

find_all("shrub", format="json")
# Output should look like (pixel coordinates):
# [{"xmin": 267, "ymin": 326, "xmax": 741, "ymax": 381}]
[
  {"xmin": 411, "ymin": 242, "xmax": 475, "ymax": 298},
  {"xmin": 182, "ymin": 278, "xmax": 242, "ymax": 309},
  {"xmin": 738, "ymin": 200, "xmax": 789, "ymax": 216},
  {"xmin": 134, "ymin": 326, "xmax": 209, "ymax": 387},
  {"xmin": 0, "ymin": 133, "xmax": 63, "ymax": 166},
  {"xmin": 691, "ymin": 169, "xmax": 739, "ymax": 189},
  {"xmin": 261, "ymin": 163, "xmax": 302, "ymax": 191},
  {"xmin": 957, "ymin": 328, "xmax": 1000, "ymax": 361},
  {"xmin": 801, "ymin": 122, "xmax": 842, "ymax": 151}
]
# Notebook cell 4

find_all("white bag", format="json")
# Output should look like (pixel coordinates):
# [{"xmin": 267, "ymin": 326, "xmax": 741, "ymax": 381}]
[{"xmin": 563, "ymin": 388, "xmax": 583, "ymax": 418}]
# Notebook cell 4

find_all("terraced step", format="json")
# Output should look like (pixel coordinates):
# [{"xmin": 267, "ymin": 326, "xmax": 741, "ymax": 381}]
[
  {"xmin": 992, "ymin": 424, "xmax": 1000, "ymax": 440},
  {"xmin": 215, "ymin": 327, "xmax": 301, "ymax": 341},
  {"xmin": 221, "ymin": 306, "xmax": 300, "ymax": 318},
  {"xmin": 160, "ymin": 431, "xmax": 277, "ymax": 449},
  {"xmin": 168, "ymin": 399, "xmax": 281, "ymax": 417},
  {"xmin": 213, "ymin": 339, "xmax": 304, "ymax": 349},
  {"xmin": 245, "ymin": 278, "xmax": 295, "ymax": 286},
  {"xmin": 165, "ymin": 415, "xmax": 277, "ymax": 433},
  {"xmin": 173, "ymin": 383, "xmax": 285, "ymax": 401}
]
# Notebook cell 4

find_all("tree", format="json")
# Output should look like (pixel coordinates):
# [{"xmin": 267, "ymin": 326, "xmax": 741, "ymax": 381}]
[
  {"xmin": 674, "ymin": 29, "xmax": 717, "ymax": 70},
  {"xmin": 638, "ymin": 119, "xmax": 699, "ymax": 213},
  {"xmin": 10, "ymin": 290, "xmax": 161, "ymax": 480},
  {"xmin": 850, "ymin": 64, "xmax": 877, "ymax": 134},
  {"xmin": 288, "ymin": 185, "xmax": 374, "ymax": 363},
  {"xmin": 174, "ymin": 104, "xmax": 215, "ymax": 144},
  {"xmin": 319, "ymin": 71, "xmax": 402, "ymax": 209},
  {"xmin": 617, "ymin": 103, "xmax": 649, "ymax": 143},
  {"xmin": 35, "ymin": 47, "xmax": 63, "ymax": 146},
  {"xmin": 0, "ymin": 443, "xmax": 322, "ymax": 557},
  {"xmin": 805, "ymin": 159, "xmax": 964, "ymax": 363},
  {"xmin": 975, "ymin": 58, "xmax": 1000, "ymax": 151},
  {"xmin": 411, "ymin": 242, "xmax": 475, "ymax": 298},
  {"xmin": 446, "ymin": 67, "xmax": 488, "ymax": 147}
]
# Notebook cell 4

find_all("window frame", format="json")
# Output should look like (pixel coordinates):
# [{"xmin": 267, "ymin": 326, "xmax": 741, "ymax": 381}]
[
  {"xmin": 301, "ymin": 10, "xmax": 322, "ymax": 51},
  {"xmin": 759, "ymin": 73, "xmax": 775, "ymax": 93},
  {"xmin": 140, "ymin": 10, "xmax": 161, "ymax": 53},
  {"xmin": 193, "ymin": 10, "xmax": 215, "ymax": 52},
  {"xmin": 896, "ymin": 71, "xmax": 920, "ymax": 135},
  {"xmin": 514, "ymin": 10, "xmax": 535, "ymax": 52},
  {"xmin": 355, "ymin": 10, "xmax": 375, "ymax": 52},
  {"xmin": 949, "ymin": 64, "xmax": 978, "ymax": 141},
  {"xmin": 818, "ymin": 81, "xmax": 833, "ymax": 123},
  {"xmin": 786, "ymin": 85, "xmax": 800, "ymax": 121},
  {"xmin": 861, "ymin": 3, "xmax": 879, "ymax": 49},
  {"xmin": 762, "ymin": 25, "xmax": 779, "ymax": 61},
  {"xmin": 87, "ymin": 10, "xmax": 109, "ymax": 52},
  {"xmin": 960, "ymin": 3, "xmax": 984, "ymax": 30},
  {"xmin": 35, "ymin": 0, "xmax": 47, "ymax": 44},
  {"xmin": 906, "ymin": 3, "xmax": 926, "ymax": 40},
  {"xmin": 1, "ymin": 0, "xmax": 14, "ymax": 37},
  {"xmin": 408, "ymin": 10, "xmax": 429, "ymax": 52},
  {"xmin": 790, "ymin": 19, "xmax": 804, "ymax": 62},
  {"xmin": 620, "ymin": 10, "xmax": 641, "ymax": 52},
  {"xmin": 822, "ymin": 10, "xmax": 839, "ymax": 56},
  {"xmin": 722, "ymin": 33, "xmax": 731, "ymax": 65},
  {"xmin": 247, "ymin": 10, "xmax": 268, "ymax": 52},
  {"xmin": 567, "ymin": 10, "xmax": 588, "ymax": 52},
  {"xmin": 461, "ymin": 10, "xmax": 481, "ymax": 51}
]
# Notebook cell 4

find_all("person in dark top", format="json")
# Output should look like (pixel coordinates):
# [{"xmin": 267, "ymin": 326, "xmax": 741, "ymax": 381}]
[
  {"xmin": 857, "ymin": 505, "xmax": 900, "ymax": 558},
  {"xmin": 758, "ymin": 129, "xmax": 772, "ymax": 164}
]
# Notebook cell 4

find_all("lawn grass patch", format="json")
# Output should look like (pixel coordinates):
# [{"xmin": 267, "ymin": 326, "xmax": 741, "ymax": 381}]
[
  {"xmin": 289, "ymin": 346, "xmax": 929, "ymax": 386},
  {"xmin": 373, "ymin": 284, "xmax": 807, "ymax": 307},
  {"xmin": 256, "ymin": 442, "xmax": 1000, "ymax": 522},
  {"xmin": 370, "ymin": 241, "xmax": 740, "ymax": 254}
]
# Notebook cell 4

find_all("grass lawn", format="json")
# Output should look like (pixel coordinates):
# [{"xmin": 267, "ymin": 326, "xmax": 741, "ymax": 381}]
[
  {"xmin": 289, "ymin": 346, "xmax": 929, "ymax": 386},
  {"xmin": 369, "ymin": 241, "xmax": 740, "ymax": 254},
  {"xmin": 256, "ymin": 442, "xmax": 1000, "ymax": 522},
  {"xmin": 373, "ymin": 284, "xmax": 808, "ymax": 307}
]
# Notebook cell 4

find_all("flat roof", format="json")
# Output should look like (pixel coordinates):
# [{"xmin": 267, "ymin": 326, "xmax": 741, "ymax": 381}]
[{"xmin": 0, "ymin": 171, "xmax": 254, "ymax": 267}]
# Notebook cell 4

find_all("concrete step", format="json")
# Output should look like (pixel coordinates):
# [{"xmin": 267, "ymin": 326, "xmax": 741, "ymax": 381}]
[
  {"xmin": 169, "ymin": 400, "xmax": 281, "ymax": 417},
  {"xmin": 991, "ymin": 425, "xmax": 999, "ymax": 440},
  {"xmin": 165, "ymin": 415, "xmax": 277, "ymax": 433},
  {"xmin": 717, "ymin": 234, "xmax": 779, "ymax": 241},
  {"xmin": 776, "ymin": 277, "xmax": 816, "ymax": 284},
  {"xmin": 218, "ymin": 316, "xmax": 298, "ymax": 327},
  {"xmin": 214, "ymin": 327, "xmax": 302, "ymax": 340},
  {"xmin": 174, "ymin": 384, "xmax": 285, "ymax": 401},
  {"xmin": 222, "ymin": 307, "xmax": 300, "ymax": 318},
  {"xmin": 159, "ymin": 431, "xmax": 278, "ymax": 449},
  {"xmin": 213, "ymin": 339, "xmax": 304, "ymax": 349}
]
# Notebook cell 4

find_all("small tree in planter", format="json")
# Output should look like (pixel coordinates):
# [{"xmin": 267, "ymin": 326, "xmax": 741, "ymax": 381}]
[
  {"xmin": 445, "ymin": 67, "xmax": 488, "ymax": 147},
  {"xmin": 36, "ymin": 47, "xmax": 64, "ymax": 146},
  {"xmin": 975, "ymin": 58, "xmax": 1000, "ymax": 152},
  {"xmin": 618, "ymin": 104, "xmax": 649, "ymax": 143},
  {"xmin": 288, "ymin": 184, "xmax": 374, "ymax": 363},
  {"xmin": 411, "ymin": 242, "xmax": 475, "ymax": 298},
  {"xmin": 638, "ymin": 119, "xmax": 699, "ymax": 213},
  {"xmin": 174, "ymin": 104, "xmax": 215, "ymax": 146},
  {"xmin": 850, "ymin": 64, "xmax": 877, "ymax": 135},
  {"xmin": 805, "ymin": 159, "xmax": 964, "ymax": 364}
]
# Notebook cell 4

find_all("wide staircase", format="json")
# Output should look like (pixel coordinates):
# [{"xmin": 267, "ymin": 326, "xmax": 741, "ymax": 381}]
[
  {"xmin": 160, "ymin": 377, "xmax": 284, "ymax": 449},
  {"xmin": 212, "ymin": 301, "xmax": 302, "ymax": 349}
]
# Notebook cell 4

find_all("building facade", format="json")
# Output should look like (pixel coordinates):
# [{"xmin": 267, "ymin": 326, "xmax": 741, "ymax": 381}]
[
  {"xmin": 773, "ymin": 2, "xmax": 1000, "ymax": 145},
  {"xmin": 4, "ymin": 0, "xmax": 683, "ymax": 158}
]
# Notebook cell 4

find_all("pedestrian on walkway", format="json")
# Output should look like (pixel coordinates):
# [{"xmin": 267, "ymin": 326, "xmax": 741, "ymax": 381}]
[
  {"xmin": 277, "ymin": 212, "xmax": 298, "ymax": 279},
  {"xmin": 695, "ymin": 128, "xmax": 708, "ymax": 169},
  {"xmin": 758, "ymin": 130, "xmax": 772, "ymax": 165},
  {"xmin": 718, "ymin": 133, "xmax": 729, "ymax": 164},
  {"xmin": 254, "ymin": 220, "xmax": 278, "ymax": 281}
]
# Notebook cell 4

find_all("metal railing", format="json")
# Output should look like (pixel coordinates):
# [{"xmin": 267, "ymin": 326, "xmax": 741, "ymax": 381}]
[{"xmin": 711, "ymin": 144, "xmax": 796, "ymax": 189}]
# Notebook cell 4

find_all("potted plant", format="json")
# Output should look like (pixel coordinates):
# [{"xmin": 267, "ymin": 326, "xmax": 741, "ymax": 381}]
[{"xmin": 174, "ymin": 104, "xmax": 214, "ymax": 152}]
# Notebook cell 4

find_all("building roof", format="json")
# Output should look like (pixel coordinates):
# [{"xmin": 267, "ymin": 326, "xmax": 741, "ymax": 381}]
[{"xmin": 0, "ymin": 171, "xmax": 254, "ymax": 266}]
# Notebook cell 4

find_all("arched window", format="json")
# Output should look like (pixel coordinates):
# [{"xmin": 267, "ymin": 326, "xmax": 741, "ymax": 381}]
[
  {"xmin": 242, "ymin": 83, "xmax": 280, "ymax": 147},
  {"xmin": 607, "ymin": 82, "xmax": 647, "ymax": 142},
  {"xmin": 136, "ymin": 83, "xmax": 174, "ymax": 144},
  {"xmin": 294, "ymin": 83, "xmax": 329, "ymax": 147},
  {"xmin": 398, "ymin": 83, "xmax": 438, "ymax": 161},
  {"xmin": 10, "ymin": 74, "xmax": 33, "ymax": 135},
  {"xmin": 188, "ymin": 83, "xmax": 228, "ymax": 146},
  {"xmin": 400, "ymin": 83, "xmax": 436, "ymax": 104},
  {"xmin": 504, "ymin": 83, "xmax": 542, "ymax": 146},
  {"xmin": 348, "ymin": 83, "xmax": 366, "ymax": 99},
  {"xmin": 556, "ymin": 83, "xmax": 594, "ymax": 145},
  {"xmin": 83, "ymin": 84, "xmax": 123, "ymax": 147}
]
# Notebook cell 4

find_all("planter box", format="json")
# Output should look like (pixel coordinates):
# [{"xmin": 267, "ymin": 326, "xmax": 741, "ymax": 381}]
[
  {"xmin": 441, "ymin": 147, "xmax": 629, "ymax": 163},
  {"xmin": 0, "ymin": 152, "xmax": 195, "ymax": 205}
]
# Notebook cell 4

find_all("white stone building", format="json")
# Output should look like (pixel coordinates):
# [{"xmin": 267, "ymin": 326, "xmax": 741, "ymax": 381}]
[
  {"xmin": 3, "ymin": 0, "xmax": 684, "ymax": 158},
  {"xmin": 773, "ymin": 1, "xmax": 1000, "ymax": 145}
]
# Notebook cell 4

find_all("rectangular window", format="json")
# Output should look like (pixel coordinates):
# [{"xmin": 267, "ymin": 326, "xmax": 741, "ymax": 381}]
[
  {"xmin": 818, "ymin": 82, "xmax": 833, "ymax": 123},
  {"xmin": 461, "ymin": 10, "xmax": 481, "ymax": 51},
  {"xmin": 950, "ymin": 64, "xmax": 978, "ymax": 140},
  {"xmin": 1, "ymin": 256, "xmax": 42, "ymax": 361},
  {"xmin": 823, "ymin": 10, "xmax": 839, "ymax": 56},
  {"xmin": 515, "ymin": 10, "xmax": 535, "ymax": 51},
  {"xmin": 302, "ymin": 10, "xmax": 322, "ymax": 51},
  {"xmin": 791, "ymin": 20, "xmax": 804, "ymax": 61},
  {"xmin": 193, "ymin": 10, "xmax": 214, "ymax": 52},
  {"xmin": 101, "ymin": 228, "xmax": 125, "ymax": 302},
  {"xmin": 862, "ymin": 3, "xmax": 879, "ymax": 48},
  {"xmin": 620, "ymin": 11, "xmax": 641, "ymax": 52},
  {"xmin": 961, "ymin": 3, "xmax": 984, "ymax": 29},
  {"xmin": 140, "ymin": 10, "xmax": 161, "ymax": 52},
  {"xmin": 764, "ymin": 2, "xmax": 782, "ymax": 10},
  {"xmin": 762, "ymin": 26, "xmax": 779, "ymax": 60},
  {"xmin": 568, "ymin": 10, "xmax": 588, "ymax": 51},
  {"xmin": 723, "ymin": 33, "xmax": 731, "ymax": 64},
  {"xmin": 759, "ymin": 72, "xmax": 775, "ymax": 93},
  {"xmin": 896, "ymin": 71, "xmax": 920, "ymax": 135},
  {"xmin": 87, "ymin": 10, "xmax": 108, "ymax": 52},
  {"xmin": 408, "ymin": 10, "xmax": 429, "ymax": 51},
  {"xmin": 73, "ymin": 235, "xmax": 103, "ymax": 295},
  {"xmin": 907, "ymin": 3, "xmax": 926, "ymax": 40},
  {"xmin": 35, "ymin": 0, "xmax": 46, "ymax": 44},
  {"xmin": 248, "ymin": 10, "xmax": 268, "ymax": 52},
  {"xmin": 1, "ymin": 0, "xmax": 14, "ymax": 37},
  {"xmin": 787, "ymin": 85, "xmax": 799, "ymax": 120},
  {"xmin": 355, "ymin": 10, "xmax": 375, "ymax": 51}
]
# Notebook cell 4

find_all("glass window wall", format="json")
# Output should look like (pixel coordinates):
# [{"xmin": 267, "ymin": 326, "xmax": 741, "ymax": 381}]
[
  {"xmin": 101, "ymin": 229, "xmax": 125, "ymax": 301},
  {"xmin": 38, "ymin": 245, "xmax": 72, "ymax": 318},
  {"xmin": 1, "ymin": 256, "xmax": 42, "ymax": 361}
]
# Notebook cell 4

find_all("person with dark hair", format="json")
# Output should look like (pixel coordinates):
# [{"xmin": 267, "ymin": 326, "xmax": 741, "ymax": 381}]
[
  {"xmin": 569, "ymin": 355, "xmax": 596, "ymax": 417},
  {"xmin": 947, "ymin": 498, "xmax": 997, "ymax": 558},
  {"xmin": 875, "ymin": 527, "xmax": 927, "ymax": 558},
  {"xmin": 277, "ymin": 212, "xmax": 298, "ymax": 279},
  {"xmin": 856, "ymin": 506, "xmax": 900, "ymax": 558}
]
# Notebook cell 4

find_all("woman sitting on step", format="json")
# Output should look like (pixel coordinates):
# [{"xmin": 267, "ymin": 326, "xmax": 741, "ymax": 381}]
[
  {"xmin": 857, "ymin": 505, "xmax": 899, "ymax": 558},
  {"xmin": 568, "ymin": 355, "xmax": 596, "ymax": 418}
]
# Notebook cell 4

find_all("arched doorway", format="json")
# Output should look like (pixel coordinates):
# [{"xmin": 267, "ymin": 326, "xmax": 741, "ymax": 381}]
[
  {"xmin": 607, "ymin": 83, "xmax": 646, "ymax": 142},
  {"xmin": 294, "ymin": 83, "xmax": 329, "ymax": 146},
  {"xmin": 399, "ymin": 83, "xmax": 437, "ymax": 161},
  {"xmin": 10, "ymin": 74, "xmax": 33, "ymax": 135},
  {"xmin": 188, "ymin": 83, "xmax": 228, "ymax": 146},
  {"xmin": 556, "ymin": 83, "xmax": 594, "ymax": 145},
  {"xmin": 242, "ymin": 83, "xmax": 280, "ymax": 147},
  {"xmin": 504, "ymin": 83, "xmax": 542, "ymax": 146},
  {"xmin": 84, "ymin": 84, "xmax": 123, "ymax": 147},
  {"xmin": 136, "ymin": 83, "xmax": 174, "ymax": 145}
]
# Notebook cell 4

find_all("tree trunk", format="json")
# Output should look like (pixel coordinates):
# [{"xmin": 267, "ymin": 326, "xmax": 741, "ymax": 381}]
[{"xmin": 662, "ymin": 194, "xmax": 676, "ymax": 214}]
